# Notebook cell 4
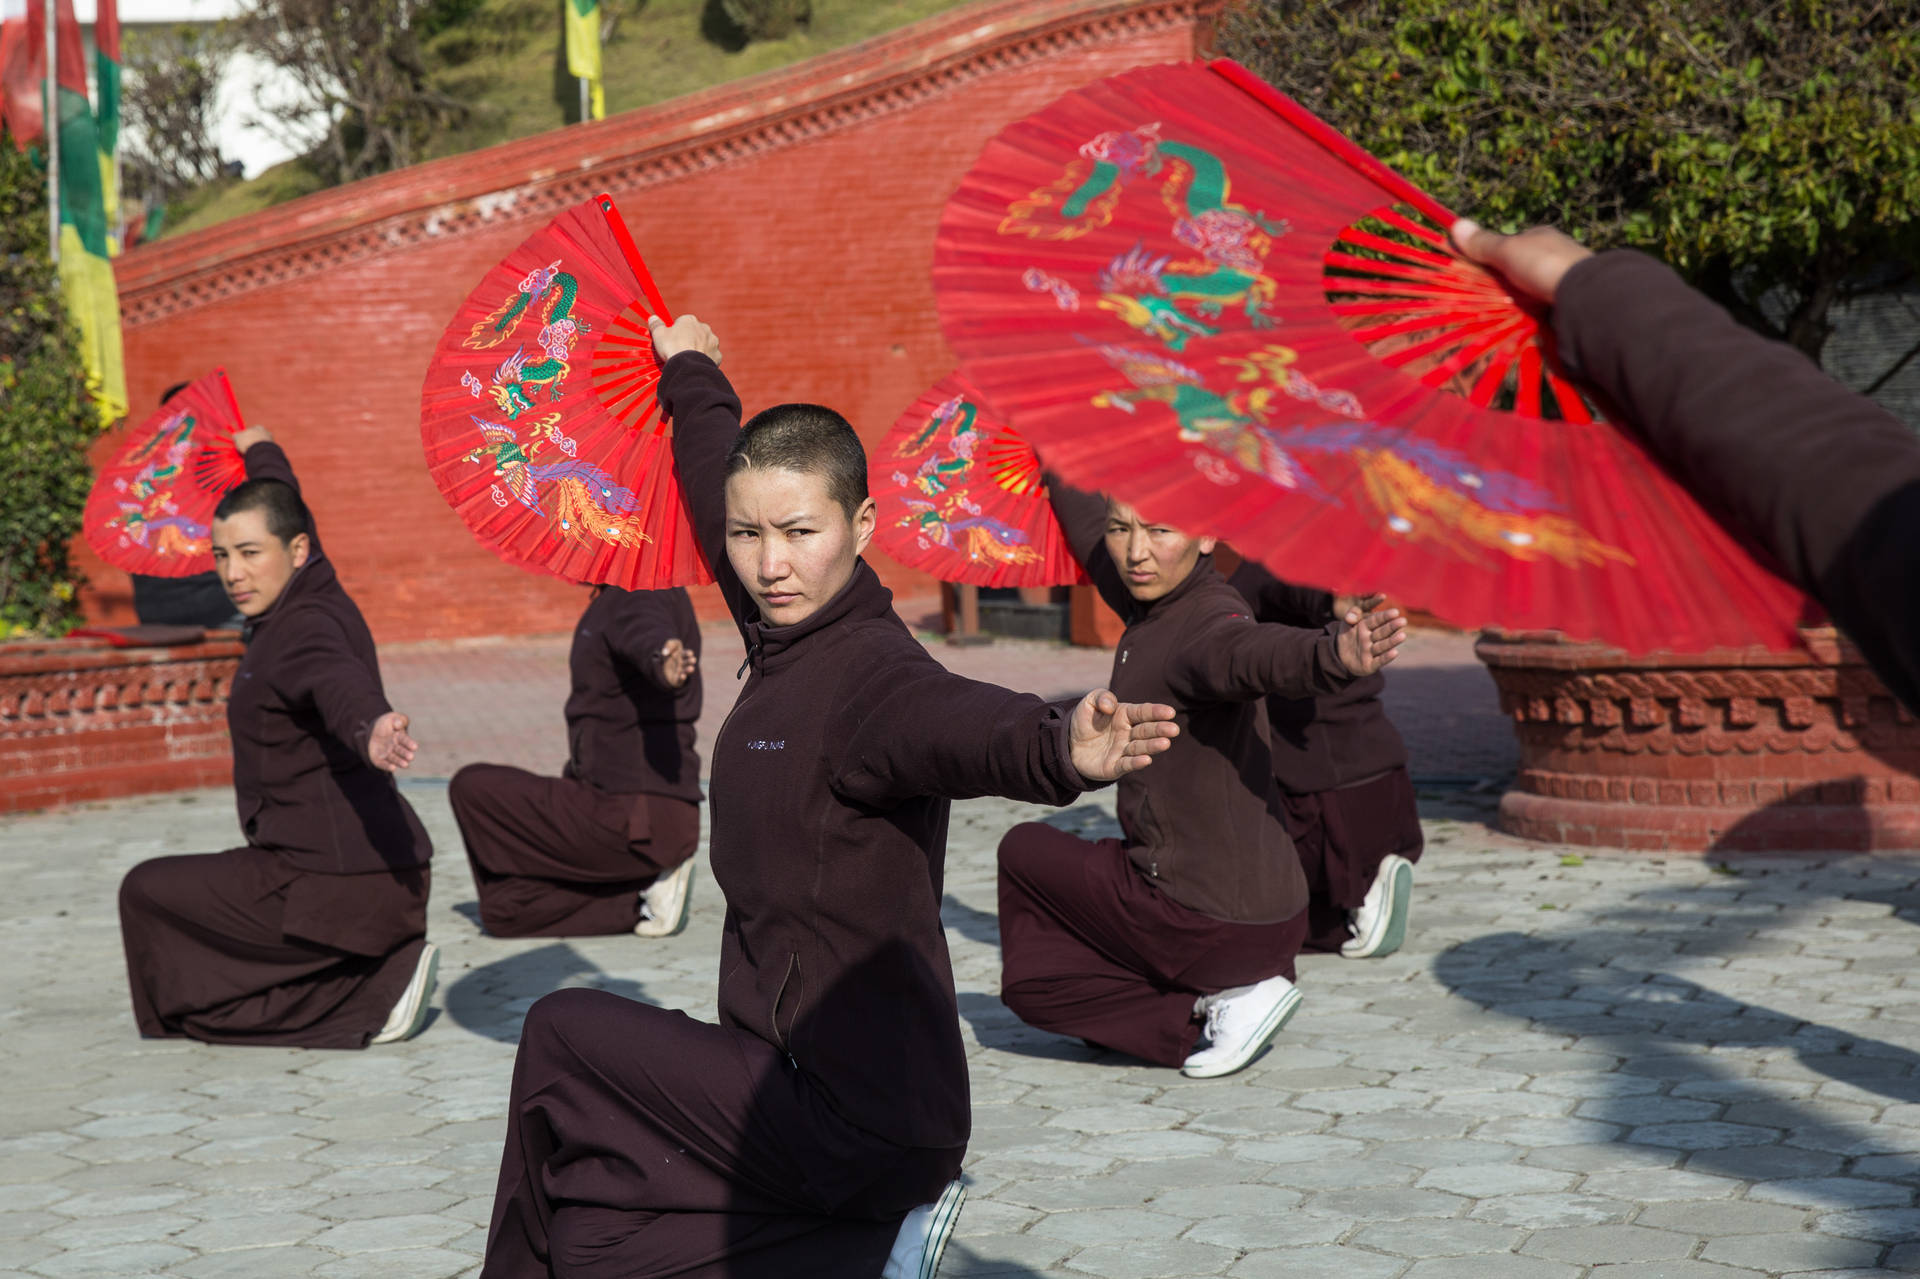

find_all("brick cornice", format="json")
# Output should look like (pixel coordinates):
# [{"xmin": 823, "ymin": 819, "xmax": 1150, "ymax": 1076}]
[{"xmin": 117, "ymin": 0, "xmax": 1225, "ymax": 329}]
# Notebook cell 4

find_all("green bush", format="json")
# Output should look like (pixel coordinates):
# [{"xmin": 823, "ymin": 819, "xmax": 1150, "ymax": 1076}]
[
  {"xmin": 1217, "ymin": 0, "xmax": 1920, "ymax": 364},
  {"xmin": 716, "ymin": 0, "xmax": 811, "ymax": 42},
  {"xmin": 0, "ymin": 137, "xmax": 102, "ymax": 638}
]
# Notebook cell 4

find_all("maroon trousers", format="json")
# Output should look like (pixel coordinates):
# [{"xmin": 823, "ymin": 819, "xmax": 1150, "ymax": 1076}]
[
  {"xmin": 1283, "ymin": 766, "xmax": 1425, "ymax": 954},
  {"xmin": 118, "ymin": 848, "xmax": 428, "ymax": 1049},
  {"xmin": 996, "ymin": 824, "xmax": 1309, "ymax": 1067},
  {"xmin": 484, "ymin": 988, "xmax": 958, "ymax": 1279},
  {"xmin": 450, "ymin": 764, "xmax": 701, "ymax": 937}
]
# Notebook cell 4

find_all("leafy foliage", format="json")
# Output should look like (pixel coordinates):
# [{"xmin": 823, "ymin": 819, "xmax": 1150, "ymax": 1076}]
[
  {"xmin": 712, "ymin": 0, "xmax": 812, "ymax": 43},
  {"xmin": 1217, "ymin": 0, "xmax": 1920, "ymax": 363},
  {"xmin": 0, "ymin": 139, "xmax": 101, "ymax": 636},
  {"xmin": 122, "ymin": 22, "xmax": 235, "ymax": 234}
]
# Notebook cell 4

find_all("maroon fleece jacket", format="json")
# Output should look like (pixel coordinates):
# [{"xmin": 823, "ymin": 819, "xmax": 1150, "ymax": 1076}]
[
  {"xmin": 660, "ymin": 352, "xmax": 1091, "ymax": 1152},
  {"xmin": 1050, "ymin": 477, "xmax": 1352, "ymax": 923},
  {"xmin": 1225, "ymin": 560, "xmax": 1408, "ymax": 795},
  {"xmin": 1556, "ymin": 251, "xmax": 1920, "ymax": 713},
  {"xmin": 227, "ymin": 443, "xmax": 432, "ymax": 883},
  {"xmin": 562, "ymin": 585, "xmax": 702, "ymax": 803}
]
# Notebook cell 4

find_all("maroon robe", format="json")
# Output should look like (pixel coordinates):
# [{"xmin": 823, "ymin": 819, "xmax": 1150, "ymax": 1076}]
[
  {"xmin": 117, "ymin": 442, "xmax": 431, "ymax": 1048},
  {"xmin": 450, "ymin": 586, "xmax": 702, "ymax": 937},
  {"xmin": 483, "ymin": 352, "xmax": 1097, "ymax": 1276}
]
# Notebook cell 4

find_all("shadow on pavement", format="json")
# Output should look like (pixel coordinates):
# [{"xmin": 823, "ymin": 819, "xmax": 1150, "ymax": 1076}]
[
  {"xmin": 1434, "ymin": 869, "xmax": 1920, "ymax": 1198},
  {"xmin": 442, "ymin": 939, "xmax": 656, "ymax": 1043}
]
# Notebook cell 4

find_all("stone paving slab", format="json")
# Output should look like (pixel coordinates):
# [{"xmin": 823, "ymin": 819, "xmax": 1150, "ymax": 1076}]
[{"xmin": 5, "ymin": 634, "xmax": 1918, "ymax": 1276}]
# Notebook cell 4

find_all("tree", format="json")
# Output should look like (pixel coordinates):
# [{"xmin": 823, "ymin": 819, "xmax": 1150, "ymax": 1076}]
[
  {"xmin": 1217, "ymin": 1, "xmax": 1920, "ymax": 369},
  {"xmin": 0, "ymin": 139, "xmax": 102, "ymax": 636},
  {"xmin": 122, "ymin": 24, "xmax": 232, "ymax": 208},
  {"xmin": 237, "ymin": 0, "xmax": 468, "ymax": 185}
]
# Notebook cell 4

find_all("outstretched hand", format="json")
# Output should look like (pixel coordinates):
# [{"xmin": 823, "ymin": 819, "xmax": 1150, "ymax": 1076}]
[
  {"xmin": 1334, "ymin": 605, "xmax": 1407, "ymax": 678},
  {"xmin": 1449, "ymin": 219, "xmax": 1594, "ymax": 305},
  {"xmin": 1068, "ymin": 690, "xmax": 1180, "ymax": 782},
  {"xmin": 648, "ymin": 314, "xmax": 722, "ymax": 365},
  {"xmin": 232, "ymin": 425, "xmax": 274, "ymax": 453},
  {"xmin": 1331, "ymin": 592, "xmax": 1386, "ymax": 624},
  {"xmin": 367, "ymin": 711, "xmax": 418, "ymax": 773},
  {"xmin": 658, "ymin": 637, "xmax": 698, "ymax": 689}
]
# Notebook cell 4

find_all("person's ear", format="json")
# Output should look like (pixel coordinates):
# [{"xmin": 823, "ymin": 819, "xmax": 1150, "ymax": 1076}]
[
  {"xmin": 289, "ymin": 531, "xmax": 312, "ymax": 569},
  {"xmin": 852, "ymin": 495, "xmax": 877, "ymax": 555},
  {"xmin": 1197, "ymin": 535, "xmax": 1218, "ymax": 556}
]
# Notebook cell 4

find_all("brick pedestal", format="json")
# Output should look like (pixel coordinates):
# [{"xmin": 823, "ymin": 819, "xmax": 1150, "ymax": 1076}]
[
  {"xmin": 1476, "ymin": 628, "xmax": 1920, "ymax": 853},
  {"xmin": 1, "ymin": 635, "xmax": 243, "ymax": 813}
]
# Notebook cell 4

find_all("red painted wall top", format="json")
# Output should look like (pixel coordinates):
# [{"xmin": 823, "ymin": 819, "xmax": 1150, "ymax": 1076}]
[{"xmin": 89, "ymin": 0, "xmax": 1221, "ymax": 642}]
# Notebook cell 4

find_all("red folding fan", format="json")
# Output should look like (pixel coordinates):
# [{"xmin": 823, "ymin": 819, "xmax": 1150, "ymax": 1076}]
[
  {"xmin": 932, "ymin": 59, "xmax": 1813, "ymax": 653},
  {"xmin": 83, "ymin": 368, "xmax": 247, "ymax": 576},
  {"xmin": 419, "ymin": 193, "xmax": 713, "ymax": 589},
  {"xmin": 871, "ymin": 374, "xmax": 1088, "ymax": 588}
]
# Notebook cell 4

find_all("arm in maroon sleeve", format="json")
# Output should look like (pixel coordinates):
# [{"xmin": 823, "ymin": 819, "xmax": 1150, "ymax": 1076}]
[
  {"xmin": 1225, "ymin": 558, "xmax": 1335, "ymax": 629},
  {"xmin": 657, "ymin": 352, "xmax": 757, "ymax": 633},
  {"xmin": 828, "ymin": 657, "xmax": 1089, "ymax": 808},
  {"xmin": 268, "ymin": 613, "xmax": 393, "ymax": 764},
  {"xmin": 1167, "ymin": 609, "xmax": 1350, "ymax": 704},
  {"xmin": 242, "ymin": 441, "xmax": 321, "ymax": 554},
  {"xmin": 606, "ymin": 591, "xmax": 682, "ymax": 692},
  {"xmin": 1556, "ymin": 251, "xmax": 1920, "ymax": 712},
  {"xmin": 1044, "ymin": 470, "xmax": 1133, "ymax": 618}
]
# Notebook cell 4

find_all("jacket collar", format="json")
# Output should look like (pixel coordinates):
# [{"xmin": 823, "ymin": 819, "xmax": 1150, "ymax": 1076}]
[
  {"xmin": 1127, "ymin": 551, "xmax": 1216, "ymax": 624},
  {"xmin": 241, "ymin": 551, "xmax": 337, "ymax": 645},
  {"xmin": 742, "ymin": 558, "xmax": 894, "ymax": 674}
]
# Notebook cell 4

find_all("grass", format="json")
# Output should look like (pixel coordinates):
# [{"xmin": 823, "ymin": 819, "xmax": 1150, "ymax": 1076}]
[{"xmin": 158, "ymin": 0, "xmax": 974, "ymax": 238}]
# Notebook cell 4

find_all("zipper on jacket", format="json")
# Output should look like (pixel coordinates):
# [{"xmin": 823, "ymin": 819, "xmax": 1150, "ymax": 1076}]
[
  {"xmin": 770, "ymin": 953, "xmax": 798, "ymax": 1053},
  {"xmin": 736, "ymin": 640, "xmax": 760, "ymax": 679}
]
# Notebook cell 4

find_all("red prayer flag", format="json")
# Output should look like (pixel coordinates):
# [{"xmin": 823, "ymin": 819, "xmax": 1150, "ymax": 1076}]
[{"xmin": 0, "ymin": 6, "xmax": 44, "ymax": 147}]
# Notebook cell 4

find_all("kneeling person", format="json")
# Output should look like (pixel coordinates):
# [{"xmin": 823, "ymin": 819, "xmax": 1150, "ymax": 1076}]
[
  {"xmin": 997, "ymin": 481, "xmax": 1404, "ymax": 1079},
  {"xmin": 117, "ymin": 428, "xmax": 438, "ymax": 1048},
  {"xmin": 451, "ymin": 584, "xmax": 703, "ymax": 938},
  {"xmin": 481, "ymin": 316, "xmax": 1179, "ymax": 1279},
  {"xmin": 1225, "ymin": 558, "xmax": 1422, "ymax": 959}
]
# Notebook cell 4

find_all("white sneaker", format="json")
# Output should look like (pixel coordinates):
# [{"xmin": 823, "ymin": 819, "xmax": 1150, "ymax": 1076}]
[
  {"xmin": 1180, "ymin": 975, "xmax": 1302, "ymax": 1079},
  {"xmin": 1341, "ymin": 853, "xmax": 1414, "ymax": 959},
  {"xmin": 633, "ymin": 858, "xmax": 695, "ymax": 938},
  {"xmin": 881, "ymin": 1180, "xmax": 965, "ymax": 1279},
  {"xmin": 370, "ymin": 942, "xmax": 438, "ymax": 1045}
]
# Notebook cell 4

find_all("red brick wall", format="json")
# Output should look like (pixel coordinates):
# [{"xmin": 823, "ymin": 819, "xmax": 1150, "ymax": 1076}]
[
  {"xmin": 0, "ymin": 637, "xmax": 243, "ymax": 812},
  {"xmin": 88, "ymin": 0, "xmax": 1219, "ymax": 643}
]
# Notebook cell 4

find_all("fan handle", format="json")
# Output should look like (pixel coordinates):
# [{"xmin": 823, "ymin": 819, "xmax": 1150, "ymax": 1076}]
[
  {"xmin": 1207, "ymin": 59, "xmax": 1457, "ymax": 230},
  {"xmin": 596, "ymin": 193, "xmax": 676, "ymax": 324},
  {"xmin": 210, "ymin": 367, "xmax": 244, "ymax": 431}
]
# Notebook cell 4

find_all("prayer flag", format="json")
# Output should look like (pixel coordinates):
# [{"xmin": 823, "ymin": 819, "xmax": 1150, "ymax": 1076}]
[
  {"xmin": 94, "ymin": 0, "xmax": 118, "ymax": 252},
  {"xmin": 564, "ymin": 0, "xmax": 603, "ymax": 121},
  {"xmin": 0, "ymin": 0, "xmax": 43, "ymax": 146},
  {"xmin": 53, "ymin": 0, "xmax": 126, "ymax": 421}
]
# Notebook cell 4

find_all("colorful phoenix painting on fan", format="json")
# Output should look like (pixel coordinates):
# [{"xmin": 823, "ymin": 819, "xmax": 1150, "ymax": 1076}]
[
  {"xmin": 889, "ymin": 393, "xmax": 1044, "ymax": 570},
  {"xmin": 463, "ymin": 259, "xmax": 590, "ymax": 420},
  {"xmin": 106, "ymin": 408, "xmax": 212, "ymax": 558},
  {"xmin": 1002, "ymin": 123, "xmax": 1635, "ymax": 572}
]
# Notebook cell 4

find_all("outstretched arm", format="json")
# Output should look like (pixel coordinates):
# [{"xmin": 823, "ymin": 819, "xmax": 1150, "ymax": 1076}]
[
  {"xmin": 650, "ymin": 317, "xmax": 758, "ymax": 634},
  {"xmin": 269, "ymin": 613, "xmax": 410, "ymax": 771},
  {"xmin": 606, "ymin": 590, "xmax": 698, "ymax": 692},
  {"xmin": 1168, "ymin": 604, "xmax": 1404, "ymax": 704},
  {"xmin": 1225, "ymin": 557, "xmax": 1336, "ymax": 629},
  {"xmin": 829, "ymin": 655, "xmax": 1176, "ymax": 807},
  {"xmin": 1454, "ymin": 219, "xmax": 1920, "ymax": 713}
]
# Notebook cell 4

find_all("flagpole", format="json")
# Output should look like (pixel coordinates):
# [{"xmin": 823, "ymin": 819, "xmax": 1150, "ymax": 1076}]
[
  {"xmin": 578, "ymin": 76, "xmax": 588, "ymax": 123},
  {"xmin": 43, "ymin": 0, "xmax": 57, "ymax": 264}
]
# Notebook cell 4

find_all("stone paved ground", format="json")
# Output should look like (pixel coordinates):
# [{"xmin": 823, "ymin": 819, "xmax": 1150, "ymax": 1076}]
[{"xmin": 7, "ymin": 632, "xmax": 1920, "ymax": 1278}]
